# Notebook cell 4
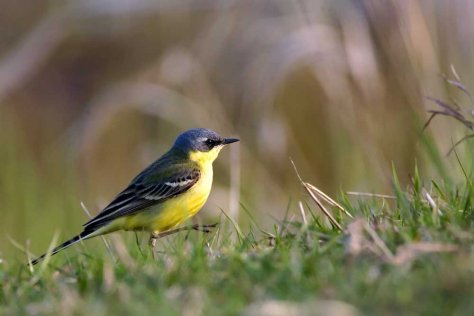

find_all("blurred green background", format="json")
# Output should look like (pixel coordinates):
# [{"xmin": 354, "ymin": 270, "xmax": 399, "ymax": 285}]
[{"xmin": 1, "ymin": 0, "xmax": 473, "ymax": 259}]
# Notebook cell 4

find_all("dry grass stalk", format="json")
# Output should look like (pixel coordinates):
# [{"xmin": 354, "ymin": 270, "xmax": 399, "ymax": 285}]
[
  {"xmin": 298, "ymin": 201, "xmax": 308, "ymax": 227},
  {"xmin": 346, "ymin": 191, "xmax": 396, "ymax": 199},
  {"xmin": 304, "ymin": 187, "xmax": 343, "ymax": 231},
  {"xmin": 305, "ymin": 183, "xmax": 353, "ymax": 218},
  {"xmin": 347, "ymin": 219, "xmax": 394, "ymax": 261},
  {"xmin": 423, "ymin": 66, "xmax": 474, "ymax": 155},
  {"xmin": 391, "ymin": 242, "xmax": 458, "ymax": 266},
  {"xmin": 347, "ymin": 219, "xmax": 458, "ymax": 265},
  {"xmin": 422, "ymin": 188, "xmax": 441, "ymax": 218},
  {"xmin": 291, "ymin": 159, "xmax": 351, "ymax": 231}
]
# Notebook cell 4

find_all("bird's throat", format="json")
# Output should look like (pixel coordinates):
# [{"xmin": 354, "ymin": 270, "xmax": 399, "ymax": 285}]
[{"xmin": 189, "ymin": 147, "xmax": 222, "ymax": 167}]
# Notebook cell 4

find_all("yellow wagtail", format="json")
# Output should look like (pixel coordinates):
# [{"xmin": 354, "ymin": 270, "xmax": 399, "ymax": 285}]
[{"xmin": 30, "ymin": 128, "xmax": 239, "ymax": 265}]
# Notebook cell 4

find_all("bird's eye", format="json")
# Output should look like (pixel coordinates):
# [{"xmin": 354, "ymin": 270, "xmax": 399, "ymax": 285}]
[{"xmin": 205, "ymin": 138, "xmax": 219, "ymax": 148}]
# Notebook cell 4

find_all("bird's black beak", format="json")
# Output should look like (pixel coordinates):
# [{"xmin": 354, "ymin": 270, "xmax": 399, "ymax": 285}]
[{"xmin": 222, "ymin": 138, "xmax": 239, "ymax": 145}]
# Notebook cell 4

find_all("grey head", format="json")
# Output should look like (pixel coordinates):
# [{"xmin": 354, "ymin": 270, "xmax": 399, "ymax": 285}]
[{"xmin": 173, "ymin": 128, "xmax": 239, "ymax": 152}]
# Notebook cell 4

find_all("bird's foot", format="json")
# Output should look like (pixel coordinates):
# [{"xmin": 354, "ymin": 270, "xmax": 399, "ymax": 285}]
[{"xmin": 191, "ymin": 223, "xmax": 218, "ymax": 233}]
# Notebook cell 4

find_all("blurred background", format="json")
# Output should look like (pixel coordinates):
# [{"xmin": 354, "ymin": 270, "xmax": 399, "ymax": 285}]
[{"xmin": 1, "ymin": 0, "xmax": 474, "ymax": 258}]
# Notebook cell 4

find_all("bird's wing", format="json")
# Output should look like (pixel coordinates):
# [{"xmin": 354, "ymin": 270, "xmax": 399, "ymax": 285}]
[{"xmin": 83, "ymin": 162, "xmax": 200, "ymax": 230}]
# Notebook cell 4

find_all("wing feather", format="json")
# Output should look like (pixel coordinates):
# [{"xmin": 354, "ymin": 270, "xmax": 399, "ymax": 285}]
[{"xmin": 83, "ymin": 165, "xmax": 200, "ymax": 230}]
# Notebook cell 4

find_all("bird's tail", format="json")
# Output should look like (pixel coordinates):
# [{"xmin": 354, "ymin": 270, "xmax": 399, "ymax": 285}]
[{"xmin": 29, "ymin": 231, "xmax": 91, "ymax": 266}]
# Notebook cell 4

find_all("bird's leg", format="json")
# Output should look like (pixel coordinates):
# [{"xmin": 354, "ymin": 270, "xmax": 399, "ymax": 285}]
[
  {"xmin": 149, "ymin": 231, "xmax": 159, "ymax": 259},
  {"xmin": 148, "ymin": 224, "xmax": 218, "ymax": 258},
  {"xmin": 151, "ymin": 223, "xmax": 218, "ymax": 240}
]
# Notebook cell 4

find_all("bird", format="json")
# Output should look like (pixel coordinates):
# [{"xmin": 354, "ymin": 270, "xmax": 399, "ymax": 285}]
[{"xmin": 30, "ymin": 128, "xmax": 239, "ymax": 265}]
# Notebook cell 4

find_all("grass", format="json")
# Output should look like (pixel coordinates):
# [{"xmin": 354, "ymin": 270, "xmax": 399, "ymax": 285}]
[{"xmin": 2, "ymin": 163, "xmax": 474, "ymax": 315}]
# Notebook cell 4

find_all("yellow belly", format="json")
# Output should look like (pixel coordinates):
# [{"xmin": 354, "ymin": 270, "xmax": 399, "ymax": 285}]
[{"xmin": 120, "ymin": 166, "xmax": 213, "ymax": 233}]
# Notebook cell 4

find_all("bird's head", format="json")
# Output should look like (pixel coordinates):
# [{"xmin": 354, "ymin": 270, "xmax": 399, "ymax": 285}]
[{"xmin": 173, "ymin": 128, "xmax": 239, "ymax": 164}]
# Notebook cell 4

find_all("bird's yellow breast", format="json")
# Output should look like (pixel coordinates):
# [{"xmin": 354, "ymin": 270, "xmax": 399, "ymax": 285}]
[{"xmin": 148, "ymin": 165, "xmax": 213, "ymax": 232}]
